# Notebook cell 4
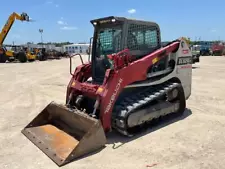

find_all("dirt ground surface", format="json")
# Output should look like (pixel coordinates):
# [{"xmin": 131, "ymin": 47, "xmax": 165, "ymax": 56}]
[{"xmin": 0, "ymin": 56, "xmax": 225, "ymax": 169}]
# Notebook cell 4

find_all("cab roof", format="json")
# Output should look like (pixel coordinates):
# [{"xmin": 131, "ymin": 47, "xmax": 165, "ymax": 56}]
[{"xmin": 90, "ymin": 16, "xmax": 159, "ymax": 27}]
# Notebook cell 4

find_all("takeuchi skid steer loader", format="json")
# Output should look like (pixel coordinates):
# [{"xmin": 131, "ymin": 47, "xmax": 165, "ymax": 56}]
[{"xmin": 22, "ymin": 16, "xmax": 192, "ymax": 166}]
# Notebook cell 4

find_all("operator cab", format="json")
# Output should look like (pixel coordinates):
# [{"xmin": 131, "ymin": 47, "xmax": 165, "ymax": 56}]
[
  {"xmin": 11, "ymin": 45, "xmax": 23, "ymax": 52},
  {"xmin": 90, "ymin": 16, "xmax": 161, "ymax": 84}
]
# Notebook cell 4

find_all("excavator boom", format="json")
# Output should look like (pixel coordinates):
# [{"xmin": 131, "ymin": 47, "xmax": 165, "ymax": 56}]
[
  {"xmin": 0, "ymin": 12, "xmax": 30, "ymax": 45},
  {"xmin": 0, "ymin": 12, "xmax": 32, "ymax": 63}
]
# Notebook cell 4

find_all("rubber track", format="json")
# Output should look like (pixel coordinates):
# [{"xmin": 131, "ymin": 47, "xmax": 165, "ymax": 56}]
[{"xmin": 111, "ymin": 82, "xmax": 181, "ymax": 136}]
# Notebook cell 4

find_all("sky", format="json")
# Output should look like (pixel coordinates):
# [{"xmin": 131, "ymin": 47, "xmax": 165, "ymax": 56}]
[{"xmin": 1, "ymin": 0, "xmax": 225, "ymax": 45}]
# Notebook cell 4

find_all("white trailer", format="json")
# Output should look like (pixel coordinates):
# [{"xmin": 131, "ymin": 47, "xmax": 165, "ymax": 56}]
[{"xmin": 62, "ymin": 43, "xmax": 90, "ymax": 55}]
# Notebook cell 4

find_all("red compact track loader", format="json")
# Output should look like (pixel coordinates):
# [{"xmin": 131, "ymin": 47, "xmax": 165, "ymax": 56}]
[{"xmin": 21, "ymin": 16, "xmax": 192, "ymax": 166}]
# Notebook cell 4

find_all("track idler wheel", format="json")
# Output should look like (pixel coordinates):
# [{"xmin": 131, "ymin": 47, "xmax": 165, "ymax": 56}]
[{"xmin": 168, "ymin": 83, "xmax": 186, "ymax": 116}]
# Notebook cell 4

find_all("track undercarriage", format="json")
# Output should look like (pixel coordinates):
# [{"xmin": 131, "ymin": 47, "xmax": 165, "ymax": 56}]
[
  {"xmin": 111, "ymin": 81, "xmax": 185, "ymax": 136},
  {"xmin": 70, "ymin": 80, "xmax": 186, "ymax": 137}
]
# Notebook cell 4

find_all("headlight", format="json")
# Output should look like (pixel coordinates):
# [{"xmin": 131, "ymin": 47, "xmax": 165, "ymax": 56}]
[{"xmin": 111, "ymin": 19, "xmax": 116, "ymax": 22}]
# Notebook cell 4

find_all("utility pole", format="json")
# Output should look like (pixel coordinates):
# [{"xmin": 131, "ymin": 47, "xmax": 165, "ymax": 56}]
[{"xmin": 39, "ymin": 29, "xmax": 44, "ymax": 48}]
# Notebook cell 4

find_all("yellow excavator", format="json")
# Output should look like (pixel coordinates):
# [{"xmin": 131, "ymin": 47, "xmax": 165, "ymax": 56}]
[{"xmin": 0, "ymin": 12, "xmax": 36, "ymax": 63}]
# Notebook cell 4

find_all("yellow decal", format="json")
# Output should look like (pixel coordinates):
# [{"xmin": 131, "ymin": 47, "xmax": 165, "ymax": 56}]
[
  {"xmin": 152, "ymin": 57, "xmax": 158, "ymax": 64},
  {"xmin": 97, "ymin": 87, "xmax": 104, "ymax": 93},
  {"xmin": 72, "ymin": 82, "xmax": 76, "ymax": 86}
]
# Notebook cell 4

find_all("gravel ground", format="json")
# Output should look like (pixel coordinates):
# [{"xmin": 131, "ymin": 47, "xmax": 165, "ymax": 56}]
[{"xmin": 0, "ymin": 55, "xmax": 225, "ymax": 169}]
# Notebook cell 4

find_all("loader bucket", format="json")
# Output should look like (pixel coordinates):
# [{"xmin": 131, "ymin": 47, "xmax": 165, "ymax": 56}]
[{"xmin": 21, "ymin": 101, "xmax": 107, "ymax": 166}]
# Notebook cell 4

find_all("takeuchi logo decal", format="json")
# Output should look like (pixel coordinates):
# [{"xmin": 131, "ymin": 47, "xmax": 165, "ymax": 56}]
[{"xmin": 104, "ymin": 78, "xmax": 123, "ymax": 114}]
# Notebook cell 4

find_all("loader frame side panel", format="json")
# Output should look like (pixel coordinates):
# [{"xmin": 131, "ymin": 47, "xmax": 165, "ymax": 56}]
[
  {"xmin": 66, "ymin": 63, "xmax": 92, "ymax": 103},
  {"xmin": 99, "ymin": 41, "xmax": 180, "ymax": 131}
]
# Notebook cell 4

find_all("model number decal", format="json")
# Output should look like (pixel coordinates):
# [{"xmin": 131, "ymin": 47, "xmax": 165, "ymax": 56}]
[
  {"xmin": 104, "ymin": 78, "xmax": 123, "ymax": 114},
  {"xmin": 177, "ymin": 56, "xmax": 192, "ymax": 65}
]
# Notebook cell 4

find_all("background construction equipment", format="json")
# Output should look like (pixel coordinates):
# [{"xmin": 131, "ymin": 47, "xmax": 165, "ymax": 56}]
[{"xmin": 0, "ymin": 12, "xmax": 36, "ymax": 63}]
